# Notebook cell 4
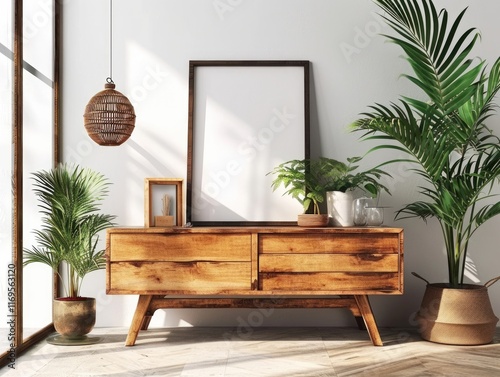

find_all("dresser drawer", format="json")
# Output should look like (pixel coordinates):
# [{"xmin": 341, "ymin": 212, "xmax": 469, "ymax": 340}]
[
  {"xmin": 259, "ymin": 253, "xmax": 399, "ymax": 273},
  {"xmin": 109, "ymin": 261, "xmax": 251, "ymax": 293},
  {"xmin": 259, "ymin": 233, "xmax": 401, "ymax": 254},
  {"xmin": 259, "ymin": 272, "xmax": 401, "ymax": 292},
  {"xmin": 108, "ymin": 233, "xmax": 251, "ymax": 262}
]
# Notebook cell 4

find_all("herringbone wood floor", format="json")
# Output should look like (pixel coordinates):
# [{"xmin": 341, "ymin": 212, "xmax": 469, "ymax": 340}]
[{"xmin": 1, "ymin": 327, "xmax": 499, "ymax": 376}]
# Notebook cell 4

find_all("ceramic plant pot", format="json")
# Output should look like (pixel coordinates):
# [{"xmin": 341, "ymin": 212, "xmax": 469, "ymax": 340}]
[
  {"xmin": 415, "ymin": 279, "xmax": 499, "ymax": 345},
  {"xmin": 53, "ymin": 297, "xmax": 96, "ymax": 340},
  {"xmin": 326, "ymin": 190, "xmax": 354, "ymax": 227}
]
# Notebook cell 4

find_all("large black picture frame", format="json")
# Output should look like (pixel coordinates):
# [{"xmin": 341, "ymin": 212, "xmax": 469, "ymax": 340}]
[{"xmin": 186, "ymin": 60, "xmax": 310, "ymax": 226}]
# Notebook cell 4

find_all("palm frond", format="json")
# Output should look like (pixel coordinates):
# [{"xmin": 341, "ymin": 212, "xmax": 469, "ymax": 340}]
[
  {"xmin": 354, "ymin": 101, "xmax": 452, "ymax": 180},
  {"xmin": 352, "ymin": 0, "xmax": 500, "ymax": 286},
  {"xmin": 377, "ymin": 0, "xmax": 482, "ymax": 114},
  {"xmin": 23, "ymin": 163, "xmax": 115, "ymax": 297}
]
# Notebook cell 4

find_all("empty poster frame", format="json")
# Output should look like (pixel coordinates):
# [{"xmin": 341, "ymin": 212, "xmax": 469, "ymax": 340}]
[
  {"xmin": 187, "ymin": 60, "xmax": 310, "ymax": 226},
  {"xmin": 144, "ymin": 178, "xmax": 183, "ymax": 227}
]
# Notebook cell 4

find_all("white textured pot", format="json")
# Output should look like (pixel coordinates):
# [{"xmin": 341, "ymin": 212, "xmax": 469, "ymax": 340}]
[{"xmin": 326, "ymin": 190, "xmax": 354, "ymax": 227}]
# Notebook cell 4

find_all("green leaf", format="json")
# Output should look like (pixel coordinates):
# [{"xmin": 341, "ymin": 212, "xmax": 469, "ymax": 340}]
[
  {"xmin": 23, "ymin": 163, "xmax": 116, "ymax": 297},
  {"xmin": 353, "ymin": 0, "xmax": 500, "ymax": 285}
]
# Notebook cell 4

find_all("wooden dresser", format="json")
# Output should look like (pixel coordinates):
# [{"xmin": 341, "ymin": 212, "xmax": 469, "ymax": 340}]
[{"xmin": 106, "ymin": 226, "xmax": 404, "ymax": 346}]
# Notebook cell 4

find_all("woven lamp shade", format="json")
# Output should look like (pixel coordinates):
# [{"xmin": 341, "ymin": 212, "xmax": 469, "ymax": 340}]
[{"xmin": 84, "ymin": 82, "xmax": 136, "ymax": 146}]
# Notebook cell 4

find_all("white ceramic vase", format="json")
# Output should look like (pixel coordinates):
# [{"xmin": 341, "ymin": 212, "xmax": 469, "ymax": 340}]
[{"xmin": 326, "ymin": 190, "xmax": 355, "ymax": 227}]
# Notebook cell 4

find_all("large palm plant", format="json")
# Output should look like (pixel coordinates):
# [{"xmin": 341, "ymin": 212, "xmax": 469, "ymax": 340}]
[
  {"xmin": 353, "ymin": 0, "xmax": 500, "ymax": 287},
  {"xmin": 24, "ymin": 164, "xmax": 116, "ymax": 297}
]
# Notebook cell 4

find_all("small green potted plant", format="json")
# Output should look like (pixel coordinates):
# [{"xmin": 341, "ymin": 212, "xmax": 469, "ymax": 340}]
[
  {"xmin": 352, "ymin": 0, "xmax": 500, "ymax": 344},
  {"xmin": 319, "ymin": 156, "xmax": 390, "ymax": 226},
  {"xmin": 268, "ymin": 157, "xmax": 389, "ymax": 226},
  {"xmin": 268, "ymin": 158, "xmax": 329, "ymax": 226},
  {"xmin": 23, "ymin": 163, "xmax": 115, "ymax": 344}
]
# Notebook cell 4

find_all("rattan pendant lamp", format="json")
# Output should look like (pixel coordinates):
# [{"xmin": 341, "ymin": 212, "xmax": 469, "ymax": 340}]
[{"xmin": 83, "ymin": 0, "xmax": 135, "ymax": 146}]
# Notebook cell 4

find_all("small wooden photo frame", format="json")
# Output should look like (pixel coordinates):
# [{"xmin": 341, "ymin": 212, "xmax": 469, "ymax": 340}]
[{"xmin": 144, "ymin": 178, "xmax": 183, "ymax": 227}]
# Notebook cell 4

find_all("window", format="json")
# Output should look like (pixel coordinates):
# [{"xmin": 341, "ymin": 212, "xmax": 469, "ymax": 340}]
[{"xmin": 0, "ymin": 0, "xmax": 59, "ymax": 367}]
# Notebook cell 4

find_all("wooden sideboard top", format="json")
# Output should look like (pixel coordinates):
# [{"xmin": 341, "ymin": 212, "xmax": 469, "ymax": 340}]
[{"xmin": 107, "ymin": 226, "xmax": 404, "ymax": 235}]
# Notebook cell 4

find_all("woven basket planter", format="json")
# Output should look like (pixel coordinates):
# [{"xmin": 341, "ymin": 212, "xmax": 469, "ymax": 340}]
[{"xmin": 416, "ymin": 279, "xmax": 499, "ymax": 345}]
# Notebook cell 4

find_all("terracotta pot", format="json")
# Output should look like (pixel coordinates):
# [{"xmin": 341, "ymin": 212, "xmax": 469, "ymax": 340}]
[
  {"xmin": 416, "ymin": 283, "xmax": 498, "ymax": 345},
  {"xmin": 53, "ymin": 297, "xmax": 96, "ymax": 339},
  {"xmin": 297, "ymin": 214, "xmax": 329, "ymax": 227}
]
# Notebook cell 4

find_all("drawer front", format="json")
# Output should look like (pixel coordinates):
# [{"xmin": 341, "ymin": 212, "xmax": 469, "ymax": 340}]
[
  {"xmin": 259, "ymin": 272, "xmax": 401, "ymax": 292},
  {"xmin": 259, "ymin": 254, "xmax": 399, "ymax": 273},
  {"xmin": 109, "ymin": 233, "xmax": 251, "ymax": 262},
  {"xmin": 259, "ymin": 233, "xmax": 401, "ymax": 254},
  {"xmin": 109, "ymin": 261, "xmax": 251, "ymax": 293}
]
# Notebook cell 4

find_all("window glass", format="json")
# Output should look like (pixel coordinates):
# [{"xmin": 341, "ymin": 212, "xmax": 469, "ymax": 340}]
[
  {"xmin": 23, "ymin": 0, "xmax": 54, "ymax": 81},
  {"xmin": 0, "ymin": 45, "xmax": 13, "ymax": 355},
  {"xmin": 0, "ymin": 0, "xmax": 13, "ymax": 49},
  {"xmin": 0, "ymin": 0, "xmax": 56, "ymax": 360},
  {"xmin": 22, "ymin": 71, "xmax": 54, "ymax": 337}
]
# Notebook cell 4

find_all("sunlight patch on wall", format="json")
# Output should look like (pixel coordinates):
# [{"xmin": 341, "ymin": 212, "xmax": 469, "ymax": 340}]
[{"xmin": 124, "ymin": 41, "xmax": 186, "ymax": 179}]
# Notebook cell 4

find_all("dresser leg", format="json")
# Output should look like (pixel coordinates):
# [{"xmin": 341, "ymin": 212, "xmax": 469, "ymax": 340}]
[
  {"xmin": 140, "ymin": 315, "xmax": 153, "ymax": 330},
  {"xmin": 354, "ymin": 316, "xmax": 366, "ymax": 330},
  {"xmin": 354, "ymin": 295, "xmax": 383, "ymax": 346},
  {"xmin": 125, "ymin": 295, "xmax": 153, "ymax": 346}
]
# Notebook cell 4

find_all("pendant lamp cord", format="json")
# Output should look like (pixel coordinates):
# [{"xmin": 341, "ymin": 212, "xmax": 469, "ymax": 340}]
[{"xmin": 107, "ymin": 0, "xmax": 114, "ymax": 84}]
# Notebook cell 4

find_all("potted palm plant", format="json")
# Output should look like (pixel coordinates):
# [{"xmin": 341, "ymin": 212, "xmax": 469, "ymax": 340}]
[
  {"xmin": 23, "ymin": 163, "xmax": 115, "ymax": 344},
  {"xmin": 268, "ymin": 157, "xmax": 389, "ymax": 226},
  {"xmin": 352, "ymin": 0, "xmax": 500, "ymax": 344}
]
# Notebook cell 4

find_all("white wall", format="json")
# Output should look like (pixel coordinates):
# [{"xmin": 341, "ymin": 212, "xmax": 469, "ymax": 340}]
[{"xmin": 61, "ymin": 0, "xmax": 500, "ymax": 329}]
